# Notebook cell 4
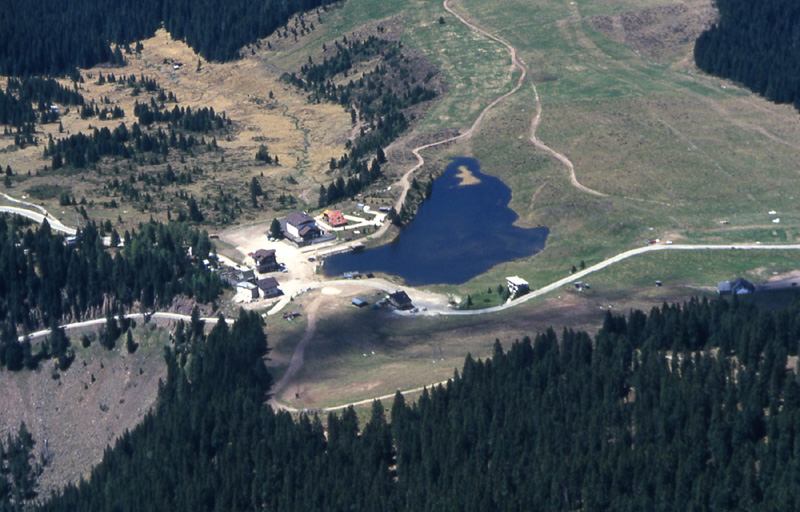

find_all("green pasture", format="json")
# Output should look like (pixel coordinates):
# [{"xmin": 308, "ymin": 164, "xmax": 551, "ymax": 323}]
[
  {"xmin": 430, "ymin": 0, "xmax": 800, "ymax": 295},
  {"xmin": 264, "ymin": 0, "xmax": 800, "ymax": 307},
  {"xmin": 268, "ymin": 0, "xmax": 514, "ymax": 133}
]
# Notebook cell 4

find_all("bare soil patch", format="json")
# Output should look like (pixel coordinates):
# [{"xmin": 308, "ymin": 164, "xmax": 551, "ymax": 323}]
[
  {"xmin": 0, "ymin": 324, "xmax": 169, "ymax": 495},
  {"xmin": 455, "ymin": 165, "xmax": 481, "ymax": 185},
  {"xmin": 590, "ymin": 0, "xmax": 717, "ymax": 65}
]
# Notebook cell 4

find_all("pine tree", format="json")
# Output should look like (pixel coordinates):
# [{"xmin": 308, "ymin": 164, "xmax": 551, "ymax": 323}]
[
  {"xmin": 102, "ymin": 310, "xmax": 119, "ymax": 350},
  {"xmin": 126, "ymin": 329, "xmax": 138, "ymax": 353},
  {"xmin": 269, "ymin": 218, "xmax": 282, "ymax": 240},
  {"xmin": 2, "ymin": 423, "xmax": 39, "ymax": 507},
  {"xmin": 249, "ymin": 177, "xmax": 262, "ymax": 207},
  {"xmin": 188, "ymin": 196, "xmax": 203, "ymax": 222}
]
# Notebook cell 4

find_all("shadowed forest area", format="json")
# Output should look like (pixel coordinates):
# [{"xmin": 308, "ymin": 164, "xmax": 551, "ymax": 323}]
[
  {"xmin": 0, "ymin": 0, "xmax": 336, "ymax": 76},
  {"xmin": 26, "ymin": 297, "xmax": 800, "ymax": 511},
  {"xmin": 695, "ymin": 0, "xmax": 800, "ymax": 110}
]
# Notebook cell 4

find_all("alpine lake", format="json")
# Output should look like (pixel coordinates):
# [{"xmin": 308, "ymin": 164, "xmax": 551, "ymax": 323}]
[{"xmin": 324, "ymin": 157, "xmax": 549, "ymax": 286}]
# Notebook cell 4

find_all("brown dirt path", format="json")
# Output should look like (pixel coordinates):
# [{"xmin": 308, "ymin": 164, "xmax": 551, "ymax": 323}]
[
  {"xmin": 268, "ymin": 294, "xmax": 323, "ymax": 406},
  {"xmin": 372, "ymin": 0, "xmax": 604, "ymax": 242}
]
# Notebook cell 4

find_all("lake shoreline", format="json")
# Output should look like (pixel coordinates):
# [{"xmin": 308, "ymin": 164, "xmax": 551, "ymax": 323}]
[{"xmin": 324, "ymin": 157, "xmax": 549, "ymax": 286}]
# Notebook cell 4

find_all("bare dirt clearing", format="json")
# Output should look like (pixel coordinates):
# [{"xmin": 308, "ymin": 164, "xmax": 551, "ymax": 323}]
[
  {"xmin": 590, "ymin": 0, "xmax": 717, "ymax": 66},
  {"xmin": 0, "ymin": 326, "xmax": 169, "ymax": 495},
  {"xmin": 268, "ymin": 275, "xmax": 706, "ymax": 410}
]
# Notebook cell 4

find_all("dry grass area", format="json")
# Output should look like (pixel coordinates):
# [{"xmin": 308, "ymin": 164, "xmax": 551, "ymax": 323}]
[
  {"xmin": 267, "ymin": 279, "xmax": 703, "ymax": 409},
  {"xmin": 0, "ymin": 25, "xmax": 353, "ymax": 229},
  {"xmin": 0, "ymin": 5, "xmax": 450, "ymax": 231}
]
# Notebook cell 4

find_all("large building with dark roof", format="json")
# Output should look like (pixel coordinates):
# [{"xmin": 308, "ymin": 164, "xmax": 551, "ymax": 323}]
[
  {"xmin": 252, "ymin": 249, "xmax": 278, "ymax": 273},
  {"xmin": 285, "ymin": 212, "xmax": 323, "ymax": 244}
]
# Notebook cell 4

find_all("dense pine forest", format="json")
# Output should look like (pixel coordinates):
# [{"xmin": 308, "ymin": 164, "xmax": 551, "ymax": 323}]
[
  {"xmin": 695, "ymin": 0, "xmax": 800, "ymax": 109},
  {"xmin": 0, "ymin": 423, "xmax": 40, "ymax": 510},
  {"xmin": 32, "ymin": 295, "xmax": 800, "ymax": 511},
  {"xmin": 0, "ymin": 216, "xmax": 221, "ymax": 337},
  {"xmin": 0, "ymin": 0, "xmax": 335, "ymax": 76}
]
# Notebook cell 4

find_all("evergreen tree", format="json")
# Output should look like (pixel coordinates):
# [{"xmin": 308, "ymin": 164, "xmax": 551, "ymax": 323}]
[
  {"xmin": 269, "ymin": 218, "xmax": 282, "ymax": 239},
  {"xmin": 249, "ymin": 177, "xmax": 262, "ymax": 207},
  {"xmin": 187, "ymin": 196, "xmax": 203, "ymax": 222},
  {"xmin": 695, "ymin": 0, "xmax": 800, "ymax": 111},
  {"xmin": 125, "ymin": 329, "xmax": 137, "ymax": 353},
  {"xmin": 0, "ymin": 423, "xmax": 39, "ymax": 509}
]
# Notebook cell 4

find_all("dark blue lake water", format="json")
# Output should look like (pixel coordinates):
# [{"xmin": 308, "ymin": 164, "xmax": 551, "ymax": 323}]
[{"xmin": 324, "ymin": 157, "xmax": 549, "ymax": 285}]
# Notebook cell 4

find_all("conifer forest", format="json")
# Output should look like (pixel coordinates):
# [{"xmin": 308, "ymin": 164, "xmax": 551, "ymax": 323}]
[{"xmin": 29, "ymin": 298, "xmax": 800, "ymax": 511}]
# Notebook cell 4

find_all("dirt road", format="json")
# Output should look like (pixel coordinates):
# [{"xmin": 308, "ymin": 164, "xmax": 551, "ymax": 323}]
[
  {"xmin": 267, "ymin": 294, "xmax": 322, "ymax": 406},
  {"xmin": 371, "ymin": 0, "xmax": 605, "ymax": 242},
  {"xmin": 20, "ymin": 312, "xmax": 223, "ymax": 343},
  {"xmin": 438, "ymin": 242, "xmax": 800, "ymax": 316}
]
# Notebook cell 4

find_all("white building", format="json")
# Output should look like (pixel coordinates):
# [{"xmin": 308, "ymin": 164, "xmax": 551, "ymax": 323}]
[
  {"xmin": 285, "ymin": 212, "xmax": 321, "ymax": 240},
  {"xmin": 235, "ymin": 282, "xmax": 259, "ymax": 301},
  {"xmin": 506, "ymin": 276, "xmax": 529, "ymax": 297}
]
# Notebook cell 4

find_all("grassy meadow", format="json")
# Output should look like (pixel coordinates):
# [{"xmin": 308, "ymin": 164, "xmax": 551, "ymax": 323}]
[
  {"xmin": 401, "ymin": 0, "xmax": 800, "ymax": 300},
  {"xmin": 260, "ymin": 0, "xmax": 800, "ymax": 408}
]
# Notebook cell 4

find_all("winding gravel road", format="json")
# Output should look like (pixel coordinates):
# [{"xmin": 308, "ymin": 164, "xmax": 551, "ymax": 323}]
[
  {"xmin": 19, "ymin": 312, "xmax": 223, "ymax": 343},
  {"xmin": 438, "ymin": 243, "xmax": 800, "ymax": 315},
  {"xmin": 0, "ymin": 193, "xmax": 77, "ymax": 235},
  {"xmin": 372, "ymin": 0, "xmax": 604, "ymax": 243}
]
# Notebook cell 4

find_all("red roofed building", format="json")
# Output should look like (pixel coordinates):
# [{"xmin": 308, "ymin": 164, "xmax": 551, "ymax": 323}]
[{"xmin": 323, "ymin": 209, "xmax": 348, "ymax": 227}]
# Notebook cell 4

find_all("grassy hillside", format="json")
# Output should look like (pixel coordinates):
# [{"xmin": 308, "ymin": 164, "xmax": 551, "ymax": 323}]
[
  {"xmin": 267, "ymin": 0, "xmax": 515, "ymax": 134},
  {"xmin": 408, "ymin": 0, "xmax": 800, "ymax": 299},
  {"xmin": 257, "ymin": 0, "xmax": 800, "ymax": 301},
  {"xmin": 261, "ymin": 0, "xmax": 800, "ymax": 409}
]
